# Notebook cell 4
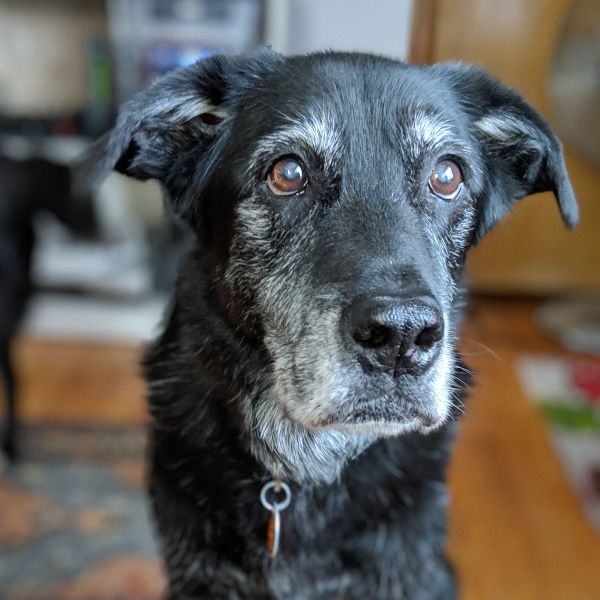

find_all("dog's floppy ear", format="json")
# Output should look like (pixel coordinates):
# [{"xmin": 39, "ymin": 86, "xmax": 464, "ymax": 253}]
[
  {"xmin": 77, "ymin": 54, "xmax": 251, "ymax": 217},
  {"xmin": 434, "ymin": 63, "xmax": 579, "ymax": 241},
  {"xmin": 84, "ymin": 54, "xmax": 237, "ymax": 182}
]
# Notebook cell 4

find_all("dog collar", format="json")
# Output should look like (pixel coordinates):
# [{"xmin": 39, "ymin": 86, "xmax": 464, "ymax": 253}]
[{"xmin": 260, "ymin": 467, "xmax": 292, "ymax": 558}]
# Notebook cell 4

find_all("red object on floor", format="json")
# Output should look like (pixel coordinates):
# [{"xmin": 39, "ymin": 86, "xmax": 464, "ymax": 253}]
[{"xmin": 572, "ymin": 362, "xmax": 600, "ymax": 402}]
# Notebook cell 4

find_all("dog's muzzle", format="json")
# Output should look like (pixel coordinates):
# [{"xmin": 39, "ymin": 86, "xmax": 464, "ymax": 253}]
[{"xmin": 344, "ymin": 295, "xmax": 444, "ymax": 376}]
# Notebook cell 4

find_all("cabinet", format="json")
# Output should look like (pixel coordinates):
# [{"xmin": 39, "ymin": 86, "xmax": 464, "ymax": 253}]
[{"xmin": 412, "ymin": 0, "xmax": 600, "ymax": 294}]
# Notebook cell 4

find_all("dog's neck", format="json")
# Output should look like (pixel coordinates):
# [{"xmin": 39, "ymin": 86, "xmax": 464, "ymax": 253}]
[{"xmin": 240, "ymin": 385, "xmax": 378, "ymax": 485}]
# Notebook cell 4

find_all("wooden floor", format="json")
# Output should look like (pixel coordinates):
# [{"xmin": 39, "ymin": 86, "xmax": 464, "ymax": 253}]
[
  {"xmin": 6, "ymin": 296, "xmax": 600, "ymax": 599},
  {"xmin": 450, "ymin": 297, "xmax": 600, "ymax": 600}
]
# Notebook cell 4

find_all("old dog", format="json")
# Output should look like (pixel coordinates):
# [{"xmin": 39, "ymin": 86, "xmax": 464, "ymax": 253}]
[{"xmin": 86, "ymin": 51, "xmax": 577, "ymax": 599}]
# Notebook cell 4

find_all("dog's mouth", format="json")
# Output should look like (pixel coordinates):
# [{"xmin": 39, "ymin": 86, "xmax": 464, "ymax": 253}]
[
  {"xmin": 267, "ymin": 303, "xmax": 454, "ymax": 438},
  {"xmin": 303, "ymin": 394, "xmax": 447, "ymax": 435},
  {"xmin": 270, "ymin": 343, "xmax": 454, "ymax": 437}
]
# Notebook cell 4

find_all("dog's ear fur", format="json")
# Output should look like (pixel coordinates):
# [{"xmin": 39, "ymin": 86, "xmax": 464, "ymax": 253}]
[
  {"xmin": 83, "ymin": 55, "xmax": 238, "ymax": 182},
  {"xmin": 434, "ymin": 63, "xmax": 578, "ymax": 241},
  {"xmin": 76, "ymin": 53, "xmax": 264, "ymax": 218}
]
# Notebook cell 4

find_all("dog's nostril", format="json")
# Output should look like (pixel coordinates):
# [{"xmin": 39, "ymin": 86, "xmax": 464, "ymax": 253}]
[
  {"xmin": 414, "ymin": 324, "xmax": 443, "ymax": 350},
  {"xmin": 353, "ymin": 323, "xmax": 392, "ymax": 348}
]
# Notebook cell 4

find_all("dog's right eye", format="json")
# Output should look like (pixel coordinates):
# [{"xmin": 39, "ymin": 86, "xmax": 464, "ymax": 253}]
[
  {"xmin": 429, "ymin": 159, "xmax": 463, "ymax": 200},
  {"xmin": 266, "ymin": 157, "xmax": 308, "ymax": 196}
]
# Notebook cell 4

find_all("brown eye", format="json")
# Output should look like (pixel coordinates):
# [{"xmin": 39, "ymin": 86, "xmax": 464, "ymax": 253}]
[
  {"xmin": 429, "ymin": 160, "xmax": 463, "ymax": 200},
  {"xmin": 266, "ymin": 157, "xmax": 307, "ymax": 196}
]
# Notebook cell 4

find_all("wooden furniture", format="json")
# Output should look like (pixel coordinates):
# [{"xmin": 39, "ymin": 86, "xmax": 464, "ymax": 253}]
[{"xmin": 411, "ymin": 0, "xmax": 600, "ymax": 294}]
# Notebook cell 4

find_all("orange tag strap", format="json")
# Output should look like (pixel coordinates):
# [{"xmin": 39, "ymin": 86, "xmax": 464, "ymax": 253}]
[{"xmin": 267, "ymin": 511, "xmax": 277, "ymax": 557}]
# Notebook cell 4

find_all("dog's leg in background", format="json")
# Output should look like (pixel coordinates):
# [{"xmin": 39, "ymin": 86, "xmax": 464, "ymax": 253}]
[
  {"xmin": 0, "ymin": 228, "xmax": 31, "ymax": 465},
  {"xmin": 0, "ymin": 158, "xmax": 95, "ymax": 463},
  {"xmin": 0, "ymin": 340, "xmax": 17, "ymax": 461}
]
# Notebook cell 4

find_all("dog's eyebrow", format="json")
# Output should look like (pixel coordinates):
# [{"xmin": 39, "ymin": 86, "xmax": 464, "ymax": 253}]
[
  {"xmin": 395, "ymin": 108, "xmax": 482, "ymax": 174},
  {"xmin": 391, "ymin": 108, "xmax": 461, "ymax": 157},
  {"xmin": 250, "ymin": 111, "xmax": 344, "ymax": 168},
  {"xmin": 409, "ymin": 109, "xmax": 457, "ymax": 147}
]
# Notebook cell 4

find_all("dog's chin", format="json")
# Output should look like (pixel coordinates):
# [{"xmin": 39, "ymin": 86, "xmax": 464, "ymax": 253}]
[
  {"xmin": 303, "ymin": 408, "xmax": 447, "ymax": 437},
  {"xmin": 323, "ymin": 419, "xmax": 443, "ymax": 436}
]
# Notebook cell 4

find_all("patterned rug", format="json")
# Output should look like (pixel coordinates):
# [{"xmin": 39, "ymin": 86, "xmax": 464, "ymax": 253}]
[
  {"xmin": 517, "ymin": 355, "xmax": 600, "ymax": 531},
  {"xmin": 0, "ymin": 424, "xmax": 165, "ymax": 600}
]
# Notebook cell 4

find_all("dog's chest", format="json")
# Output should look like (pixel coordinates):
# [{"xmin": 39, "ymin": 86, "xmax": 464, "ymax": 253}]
[{"xmin": 253, "ymin": 437, "xmax": 454, "ymax": 599}]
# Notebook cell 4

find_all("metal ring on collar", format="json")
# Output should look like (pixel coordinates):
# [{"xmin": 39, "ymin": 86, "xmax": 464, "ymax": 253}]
[{"xmin": 260, "ymin": 480, "xmax": 292, "ymax": 512}]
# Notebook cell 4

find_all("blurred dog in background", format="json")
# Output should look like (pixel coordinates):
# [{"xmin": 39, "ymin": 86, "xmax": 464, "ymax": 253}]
[{"xmin": 0, "ymin": 156, "xmax": 94, "ymax": 461}]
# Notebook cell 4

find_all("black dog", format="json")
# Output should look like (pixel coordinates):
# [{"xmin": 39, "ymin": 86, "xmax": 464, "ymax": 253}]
[
  {"xmin": 0, "ymin": 156, "xmax": 94, "ymax": 460},
  {"xmin": 86, "ymin": 51, "xmax": 577, "ymax": 599}
]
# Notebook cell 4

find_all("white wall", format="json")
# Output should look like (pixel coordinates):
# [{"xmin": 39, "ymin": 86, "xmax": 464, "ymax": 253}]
[
  {"xmin": 0, "ymin": 0, "xmax": 106, "ymax": 116},
  {"xmin": 265, "ymin": 0, "xmax": 414, "ymax": 61}
]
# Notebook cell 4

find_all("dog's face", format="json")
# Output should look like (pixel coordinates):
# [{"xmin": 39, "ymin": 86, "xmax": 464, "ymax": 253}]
[{"xmin": 89, "ymin": 52, "xmax": 577, "ymax": 442}]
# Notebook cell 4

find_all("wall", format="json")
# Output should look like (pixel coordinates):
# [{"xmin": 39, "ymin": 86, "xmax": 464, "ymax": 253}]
[
  {"xmin": 0, "ymin": 0, "xmax": 106, "ymax": 117},
  {"xmin": 266, "ymin": 0, "xmax": 414, "ymax": 60}
]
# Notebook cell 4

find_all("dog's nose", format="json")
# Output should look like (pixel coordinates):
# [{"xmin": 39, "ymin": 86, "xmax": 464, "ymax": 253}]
[{"xmin": 346, "ymin": 295, "xmax": 444, "ymax": 375}]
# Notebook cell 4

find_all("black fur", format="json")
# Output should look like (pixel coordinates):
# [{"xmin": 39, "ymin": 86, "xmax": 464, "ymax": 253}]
[
  {"xmin": 0, "ymin": 157, "xmax": 94, "ymax": 461},
  {"xmin": 85, "ymin": 51, "xmax": 577, "ymax": 599}
]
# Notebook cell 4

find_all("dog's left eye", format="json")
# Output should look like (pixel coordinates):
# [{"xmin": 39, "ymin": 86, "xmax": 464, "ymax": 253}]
[
  {"xmin": 429, "ymin": 160, "xmax": 463, "ymax": 200},
  {"xmin": 266, "ymin": 157, "xmax": 308, "ymax": 196}
]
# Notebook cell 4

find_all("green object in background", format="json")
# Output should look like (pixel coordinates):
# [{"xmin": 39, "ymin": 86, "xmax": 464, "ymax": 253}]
[
  {"xmin": 539, "ymin": 399, "xmax": 600, "ymax": 430},
  {"xmin": 88, "ymin": 37, "xmax": 112, "ymax": 107},
  {"xmin": 82, "ymin": 36, "xmax": 113, "ymax": 135}
]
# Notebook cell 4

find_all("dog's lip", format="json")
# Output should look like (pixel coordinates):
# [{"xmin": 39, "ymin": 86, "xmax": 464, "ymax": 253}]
[
  {"xmin": 310, "ymin": 398, "xmax": 443, "ymax": 430},
  {"xmin": 310, "ymin": 414, "xmax": 444, "ymax": 436}
]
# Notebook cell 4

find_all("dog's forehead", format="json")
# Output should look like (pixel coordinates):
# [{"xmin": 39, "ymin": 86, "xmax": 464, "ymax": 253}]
[
  {"xmin": 263, "ymin": 53, "xmax": 450, "ymax": 111},
  {"xmin": 238, "ymin": 54, "xmax": 467, "ymax": 161}
]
